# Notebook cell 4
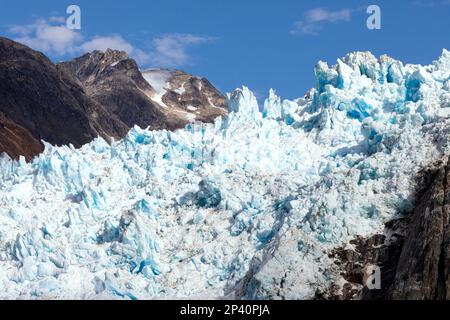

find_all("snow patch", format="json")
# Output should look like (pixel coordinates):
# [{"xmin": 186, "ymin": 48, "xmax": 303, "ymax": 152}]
[
  {"xmin": 142, "ymin": 69, "xmax": 171, "ymax": 93},
  {"xmin": 142, "ymin": 70, "xmax": 172, "ymax": 109},
  {"xmin": 175, "ymin": 84, "xmax": 186, "ymax": 95}
]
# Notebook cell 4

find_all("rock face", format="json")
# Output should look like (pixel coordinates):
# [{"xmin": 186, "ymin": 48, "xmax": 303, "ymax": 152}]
[
  {"xmin": 0, "ymin": 112, "xmax": 43, "ymax": 161},
  {"xmin": 328, "ymin": 157, "xmax": 450, "ymax": 300},
  {"xmin": 0, "ymin": 37, "xmax": 227, "ymax": 160},
  {"xmin": 60, "ymin": 51, "xmax": 227, "ymax": 131},
  {"xmin": 327, "ymin": 218, "xmax": 408, "ymax": 300},
  {"xmin": 388, "ymin": 157, "xmax": 450, "ymax": 300}
]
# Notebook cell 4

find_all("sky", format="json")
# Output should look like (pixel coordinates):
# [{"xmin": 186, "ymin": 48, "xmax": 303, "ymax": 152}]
[{"xmin": 1, "ymin": 0, "xmax": 449, "ymax": 101}]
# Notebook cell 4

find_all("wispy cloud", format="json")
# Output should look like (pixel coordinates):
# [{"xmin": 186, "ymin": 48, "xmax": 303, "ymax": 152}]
[
  {"xmin": 78, "ymin": 35, "xmax": 152, "ymax": 64},
  {"xmin": 150, "ymin": 34, "xmax": 216, "ymax": 67},
  {"xmin": 8, "ymin": 17, "xmax": 215, "ymax": 67},
  {"xmin": 10, "ymin": 18, "xmax": 82, "ymax": 56},
  {"xmin": 290, "ymin": 8, "xmax": 351, "ymax": 36}
]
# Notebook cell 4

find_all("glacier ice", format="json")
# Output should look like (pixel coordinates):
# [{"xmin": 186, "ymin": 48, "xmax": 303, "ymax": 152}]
[{"xmin": 1, "ymin": 50, "xmax": 450, "ymax": 299}]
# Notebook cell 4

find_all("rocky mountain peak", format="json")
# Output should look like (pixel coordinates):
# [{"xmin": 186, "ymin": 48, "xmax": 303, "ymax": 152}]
[
  {"xmin": 59, "ymin": 49, "xmax": 147, "ymax": 89},
  {"xmin": 61, "ymin": 50, "xmax": 227, "ymax": 131}
]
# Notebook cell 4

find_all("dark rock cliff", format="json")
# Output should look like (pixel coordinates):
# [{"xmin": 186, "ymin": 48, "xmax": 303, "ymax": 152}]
[
  {"xmin": 327, "ymin": 156, "xmax": 450, "ymax": 300},
  {"xmin": 388, "ymin": 156, "xmax": 450, "ymax": 299}
]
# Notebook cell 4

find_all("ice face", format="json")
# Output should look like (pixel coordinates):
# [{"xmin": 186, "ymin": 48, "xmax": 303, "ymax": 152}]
[{"xmin": 0, "ymin": 50, "xmax": 450, "ymax": 299}]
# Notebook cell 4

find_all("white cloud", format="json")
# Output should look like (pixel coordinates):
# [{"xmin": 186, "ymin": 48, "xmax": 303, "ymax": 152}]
[
  {"xmin": 48, "ymin": 16, "xmax": 66, "ymax": 23},
  {"xmin": 290, "ymin": 8, "xmax": 351, "ymax": 35},
  {"xmin": 10, "ymin": 18, "xmax": 82, "ymax": 56},
  {"xmin": 8, "ymin": 18, "xmax": 214, "ymax": 67},
  {"xmin": 80, "ymin": 35, "xmax": 153, "ymax": 66},
  {"xmin": 149, "ymin": 34, "xmax": 215, "ymax": 67},
  {"xmin": 80, "ymin": 35, "xmax": 135, "ymax": 54}
]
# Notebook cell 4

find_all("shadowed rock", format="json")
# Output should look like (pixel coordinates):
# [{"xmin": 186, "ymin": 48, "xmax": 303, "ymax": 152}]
[
  {"xmin": 387, "ymin": 157, "xmax": 450, "ymax": 300},
  {"xmin": 327, "ymin": 157, "xmax": 450, "ymax": 300}
]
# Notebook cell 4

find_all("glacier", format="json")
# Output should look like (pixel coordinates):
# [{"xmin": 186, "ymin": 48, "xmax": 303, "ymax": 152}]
[{"xmin": 0, "ymin": 50, "xmax": 450, "ymax": 299}]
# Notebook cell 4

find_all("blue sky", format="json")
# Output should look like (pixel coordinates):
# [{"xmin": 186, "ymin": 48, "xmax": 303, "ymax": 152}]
[{"xmin": 1, "ymin": 0, "xmax": 449, "ymax": 101}]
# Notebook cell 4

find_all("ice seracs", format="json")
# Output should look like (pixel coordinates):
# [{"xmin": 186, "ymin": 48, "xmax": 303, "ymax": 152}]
[
  {"xmin": 226, "ymin": 86, "xmax": 260, "ymax": 119},
  {"xmin": 0, "ymin": 50, "xmax": 449, "ymax": 299},
  {"xmin": 263, "ymin": 89, "xmax": 282, "ymax": 120}
]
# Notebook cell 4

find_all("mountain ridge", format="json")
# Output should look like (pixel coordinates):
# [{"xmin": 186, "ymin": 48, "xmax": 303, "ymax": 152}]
[{"xmin": 0, "ymin": 37, "xmax": 227, "ymax": 160}]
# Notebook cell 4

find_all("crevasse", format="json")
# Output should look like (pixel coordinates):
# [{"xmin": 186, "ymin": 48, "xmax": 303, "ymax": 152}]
[{"xmin": 0, "ymin": 50, "xmax": 450, "ymax": 299}]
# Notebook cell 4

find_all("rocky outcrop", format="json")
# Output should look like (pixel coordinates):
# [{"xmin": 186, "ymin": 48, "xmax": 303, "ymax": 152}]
[
  {"xmin": 61, "ymin": 51, "xmax": 227, "ymax": 131},
  {"xmin": 328, "ymin": 157, "xmax": 450, "ymax": 300},
  {"xmin": 387, "ymin": 157, "xmax": 450, "ymax": 300},
  {"xmin": 0, "ymin": 112, "xmax": 43, "ymax": 161},
  {"xmin": 327, "ymin": 218, "xmax": 408, "ymax": 300}
]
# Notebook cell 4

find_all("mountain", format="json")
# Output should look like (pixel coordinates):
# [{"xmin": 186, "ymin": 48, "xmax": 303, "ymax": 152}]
[
  {"xmin": 0, "ymin": 37, "xmax": 227, "ymax": 160},
  {"xmin": 0, "ymin": 37, "xmax": 128, "ymax": 157},
  {"xmin": 59, "ymin": 50, "xmax": 227, "ymax": 131},
  {"xmin": 0, "ymin": 50, "xmax": 449, "ymax": 299}
]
